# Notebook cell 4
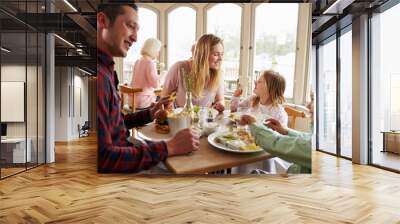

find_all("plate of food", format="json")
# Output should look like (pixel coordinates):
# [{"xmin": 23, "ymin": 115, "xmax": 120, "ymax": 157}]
[
  {"xmin": 207, "ymin": 129, "xmax": 263, "ymax": 154},
  {"xmin": 153, "ymin": 106, "xmax": 193, "ymax": 136},
  {"xmin": 227, "ymin": 112, "xmax": 241, "ymax": 122}
]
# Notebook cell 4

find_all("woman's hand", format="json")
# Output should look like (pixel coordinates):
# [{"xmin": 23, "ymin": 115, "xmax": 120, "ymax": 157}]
[
  {"xmin": 263, "ymin": 118, "xmax": 289, "ymax": 135},
  {"xmin": 239, "ymin": 114, "xmax": 256, "ymax": 126},
  {"xmin": 233, "ymin": 88, "xmax": 243, "ymax": 97},
  {"xmin": 212, "ymin": 102, "xmax": 225, "ymax": 113}
]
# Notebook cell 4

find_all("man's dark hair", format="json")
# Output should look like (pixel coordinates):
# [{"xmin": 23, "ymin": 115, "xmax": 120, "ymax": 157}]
[{"xmin": 98, "ymin": 2, "xmax": 138, "ymax": 25}]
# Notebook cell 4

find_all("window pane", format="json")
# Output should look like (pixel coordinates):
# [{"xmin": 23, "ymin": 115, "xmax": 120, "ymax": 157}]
[
  {"xmin": 1, "ymin": 31, "xmax": 28, "ymax": 177},
  {"xmin": 123, "ymin": 7, "xmax": 157, "ymax": 83},
  {"xmin": 318, "ymin": 38, "xmax": 337, "ymax": 154},
  {"xmin": 207, "ymin": 3, "xmax": 242, "ymax": 95},
  {"xmin": 371, "ymin": 3, "xmax": 400, "ymax": 171},
  {"xmin": 253, "ymin": 4, "xmax": 298, "ymax": 98},
  {"xmin": 167, "ymin": 7, "xmax": 196, "ymax": 68},
  {"xmin": 340, "ymin": 30, "xmax": 352, "ymax": 158}
]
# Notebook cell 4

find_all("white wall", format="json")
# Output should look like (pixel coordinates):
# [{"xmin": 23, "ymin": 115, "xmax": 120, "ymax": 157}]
[
  {"xmin": 54, "ymin": 67, "xmax": 89, "ymax": 141},
  {"xmin": 72, "ymin": 73, "xmax": 89, "ymax": 138},
  {"xmin": 55, "ymin": 66, "xmax": 69, "ymax": 141},
  {"xmin": 1, "ymin": 65, "xmax": 33, "ymax": 138}
]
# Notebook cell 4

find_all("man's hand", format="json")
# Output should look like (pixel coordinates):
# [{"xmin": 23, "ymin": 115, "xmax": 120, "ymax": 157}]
[
  {"xmin": 212, "ymin": 102, "xmax": 225, "ymax": 113},
  {"xmin": 150, "ymin": 96, "xmax": 173, "ymax": 120},
  {"xmin": 166, "ymin": 128, "xmax": 200, "ymax": 156},
  {"xmin": 263, "ymin": 118, "xmax": 289, "ymax": 135},
  {"xmin": 239, "ymin": 114, "xmax": 256, "ymax": 125}
]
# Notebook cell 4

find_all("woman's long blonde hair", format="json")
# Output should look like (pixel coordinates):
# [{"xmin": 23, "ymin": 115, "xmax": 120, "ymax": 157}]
[
  {"xmin": 190, "ymin": 34, "xmax": 223, "ymax": 98},
  {"xmin": 252, "ymin": 70, "xmax": 286, "ymax": 107}
]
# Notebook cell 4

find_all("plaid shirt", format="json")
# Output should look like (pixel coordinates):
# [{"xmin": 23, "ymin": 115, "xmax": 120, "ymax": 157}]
[{"xmin": 97, "ymin": 49, "xmax": 168, "ymax": 173}]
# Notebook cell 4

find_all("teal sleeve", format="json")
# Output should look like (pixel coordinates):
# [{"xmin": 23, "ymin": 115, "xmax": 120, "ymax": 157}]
[
  {"xmin": 249, "ymin": 124, "xmax": 312, "ymax": 170},
  {"xmin": 287, "ymin": 129, "xmax": 310, "ymax": 139}
]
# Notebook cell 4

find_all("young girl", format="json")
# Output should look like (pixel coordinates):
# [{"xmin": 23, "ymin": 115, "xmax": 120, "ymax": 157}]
[{"xmin": 230, "ymin": 70, "xmax": 288, "ymax": 126}]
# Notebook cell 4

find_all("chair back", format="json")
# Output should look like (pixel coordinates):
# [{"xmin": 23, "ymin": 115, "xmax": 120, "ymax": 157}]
[
  {"xmin": 284, "ymin": 105, "xmax": 306, "ymax": 130},
  {"xmin": 119, "ymin": 85, "xmax": 143, "ymax": 112}
]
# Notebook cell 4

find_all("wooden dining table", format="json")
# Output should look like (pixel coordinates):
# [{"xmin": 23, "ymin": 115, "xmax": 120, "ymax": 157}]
[{"xmin": 137, "ymin": 114, "xmax": 273, "ymax": 174}]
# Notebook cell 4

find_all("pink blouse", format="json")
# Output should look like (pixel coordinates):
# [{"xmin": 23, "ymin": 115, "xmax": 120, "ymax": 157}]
[
  {"xmin": 130, "ymin": 57, "xmax": 160, "ymax": 109},
  {"xmin": 161, "ymin": 60, "xmax": 224, "ymax": 107}
]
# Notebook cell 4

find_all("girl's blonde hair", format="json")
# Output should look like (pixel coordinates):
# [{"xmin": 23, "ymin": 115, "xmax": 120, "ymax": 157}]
[
  {"xmin": 190, "ymin": 34, "xmax": 223, "ymax": 98},
  {"xmin": 141, "ymin": 38, "xmax": 161, "ymax": 59},
  {"xmin": 252, "ymin": 70, "xmax": 286, "ymax": 107}
]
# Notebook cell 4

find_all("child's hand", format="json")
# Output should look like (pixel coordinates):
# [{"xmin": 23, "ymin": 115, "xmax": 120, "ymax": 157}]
[
  {"xmin": 239, "ymin": 115, "xmax": 256, "ymax": 125},
  {"xmin": 233, "ymin": 88, "xmax": 243, "ymax": 97},
  {"xmin": 263, "ymin": 118, "xmax": 289, "ymax": 135}
]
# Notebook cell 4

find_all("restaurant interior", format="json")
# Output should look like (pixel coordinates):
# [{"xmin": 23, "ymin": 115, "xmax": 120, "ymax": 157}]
[{"xmin": 0, "ymin": 0, "xmax": 399, "ymax": 222}]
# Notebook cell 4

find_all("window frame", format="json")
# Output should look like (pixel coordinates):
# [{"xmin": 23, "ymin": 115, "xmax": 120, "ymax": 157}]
[
  {"xmin": 315, "ymin": 24, "xmax": 353, "ymax": 161},
  {"xmin": 0, "ymin": 0, "xmax": 47, "ymax": 179}
]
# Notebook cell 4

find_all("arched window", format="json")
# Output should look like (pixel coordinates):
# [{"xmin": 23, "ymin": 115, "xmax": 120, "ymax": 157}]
[
  {"xmin": 123, "ymin": 7, "xmax": 158, "ymax": 83},
  {"xmin": 207, "ymin": 3, "xmax": 242, "ymax": 94},
  {"xmin": 253, "ymin": 4, "xmax": 298, "ymax": 98},
  {"xmin": 167, "ymin": 6, "xmax": 196, "ymax": 68}
]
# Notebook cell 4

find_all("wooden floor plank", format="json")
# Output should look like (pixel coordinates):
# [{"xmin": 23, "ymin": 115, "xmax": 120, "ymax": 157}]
[{"xmin": 0, "ymin": 135, "xmax": 400, "ymax": 223}]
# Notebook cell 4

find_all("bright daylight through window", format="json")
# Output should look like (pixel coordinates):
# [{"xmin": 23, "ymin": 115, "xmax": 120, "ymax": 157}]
[
  {"xmin": 123, "ymin": 7, "xmax": 157, "ymax": 83},
  {"xmin": 167, "ymin": 6, "xmax": 196, "ymax": 68},
  {"xmin": 253, "ymin": 4, "xmax": 298, "ymax": 99},
  {"xmin": 207, "ymin": 3, "xmax": 242, "ymax": 95}
]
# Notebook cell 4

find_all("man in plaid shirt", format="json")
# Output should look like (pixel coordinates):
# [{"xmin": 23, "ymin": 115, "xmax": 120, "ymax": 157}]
[{"xmin": 97, "ymin": 3, "xmax": 199, "ymax": 173}]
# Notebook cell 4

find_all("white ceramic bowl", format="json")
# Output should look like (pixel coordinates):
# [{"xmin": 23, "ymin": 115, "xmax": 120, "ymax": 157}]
[{"xmin": 202, "ymin": 122, "xmax": 218, "ymax": 136}]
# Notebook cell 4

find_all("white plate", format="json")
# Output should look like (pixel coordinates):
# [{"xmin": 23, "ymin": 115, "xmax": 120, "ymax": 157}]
[
  {"xmin": 207, "ymin": 132, "xmax": 264, "ymax": 154},
  {"xmin": 136, "ymin": 123, "xmax": 173, "ymax": 141}
]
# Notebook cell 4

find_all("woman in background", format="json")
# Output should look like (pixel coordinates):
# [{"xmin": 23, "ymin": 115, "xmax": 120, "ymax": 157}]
[
  {"xmin": 130, "ymin": 38, "xmax": 162, "ymax": 110},
  {"xmin": 161, "ymin": 34, "xmax": 225, "ymax": 112}
]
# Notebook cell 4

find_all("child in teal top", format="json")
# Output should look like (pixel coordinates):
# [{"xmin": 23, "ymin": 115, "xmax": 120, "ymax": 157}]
[{"xmin": 240, "ymin": 115, "xmax": 312, "ymax": 174}]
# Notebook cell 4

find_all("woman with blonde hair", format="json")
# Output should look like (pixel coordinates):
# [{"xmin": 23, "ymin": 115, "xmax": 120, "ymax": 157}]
[
  {"xmin": 130, "ymin": 37, "xmax": 162, "ymax": 109},
  {"xmin": 161, "ymin": 34, "xmax": 225, "ymax": 112},
  {"xmin": 230, "ymin": 70, "xmax": 288, "ymax": 126}
]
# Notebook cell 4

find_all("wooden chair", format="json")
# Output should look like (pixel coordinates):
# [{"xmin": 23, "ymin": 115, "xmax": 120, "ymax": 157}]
[
  {"xmin": 118, "ymin": 85, "xmax": 143, "ymax": 140},
  {"xmin": 284, "ymin": 105, "xmax": 306, "ymax": 130},
  {"xmin": 154, "ymin": 88, "xmax": 163, "ymax": 98},
  {"xmin": 119, "ymin": 85, "xmax": 143, "ymax": 112}
]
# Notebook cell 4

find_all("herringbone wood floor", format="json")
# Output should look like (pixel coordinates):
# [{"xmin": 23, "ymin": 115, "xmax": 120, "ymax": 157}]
[{"xmin": 1, "ymin": 135, "xmax": 400, "ymax": 223}]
